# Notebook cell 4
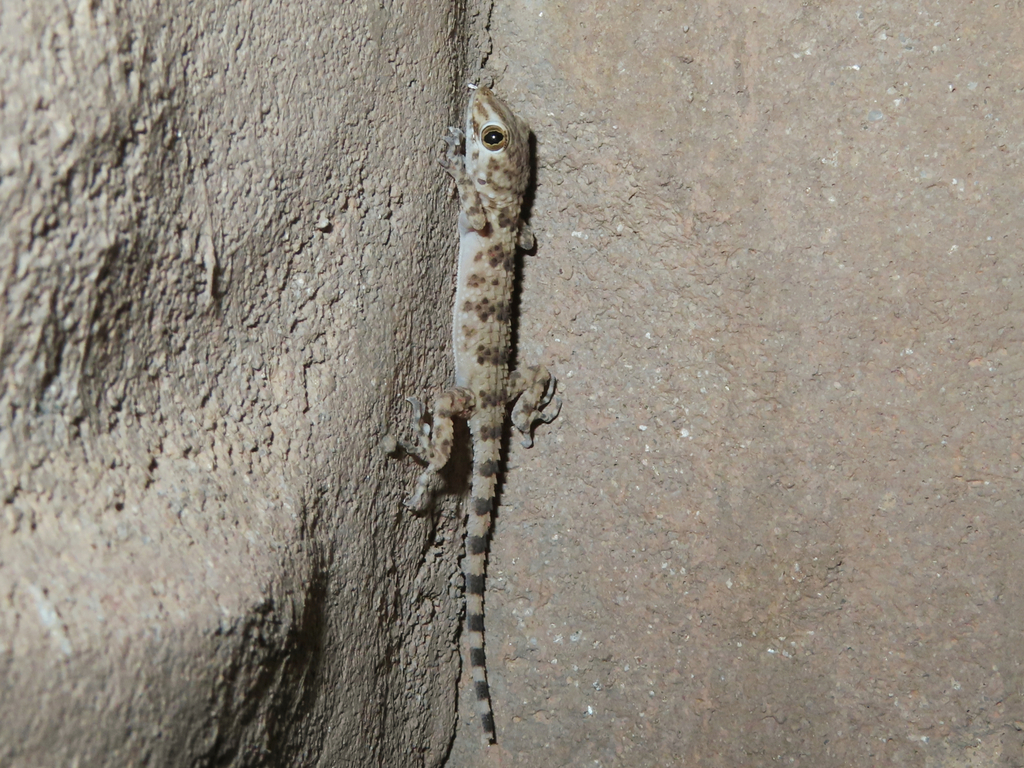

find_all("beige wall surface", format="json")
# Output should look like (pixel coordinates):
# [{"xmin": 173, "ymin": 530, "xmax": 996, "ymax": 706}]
[{"xmin": 450, "ymin": 2, "xmax": 1024, "ymax": 767}]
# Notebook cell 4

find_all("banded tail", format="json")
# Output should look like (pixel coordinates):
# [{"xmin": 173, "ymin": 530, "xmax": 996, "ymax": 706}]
[{"xmin": 465, "ymin": 408, "xmax": 503, "ymax": 744}]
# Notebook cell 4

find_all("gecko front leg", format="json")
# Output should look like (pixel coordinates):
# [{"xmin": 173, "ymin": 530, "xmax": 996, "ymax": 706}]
[{"xmin": 439, "ymin": 127, "xmax": 488, "ymax": 233}]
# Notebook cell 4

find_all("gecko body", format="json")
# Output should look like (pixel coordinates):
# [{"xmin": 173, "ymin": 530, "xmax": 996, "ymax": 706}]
[{"xmin": 402, "ymin": 86, "xmax": 559, "ymax": 744}]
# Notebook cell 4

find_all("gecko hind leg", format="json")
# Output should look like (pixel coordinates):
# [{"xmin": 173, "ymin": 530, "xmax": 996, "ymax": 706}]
[
  {"xmin": 403, "ymin": 387, "xmax": 475, "ymax": 511},
  {"xmin": 398, "ymin": 397, "xmax": 431, "ymax": 459},
  {"xmin": 508, "ymin": 365, "xmax": 561, "ymax": 448}
]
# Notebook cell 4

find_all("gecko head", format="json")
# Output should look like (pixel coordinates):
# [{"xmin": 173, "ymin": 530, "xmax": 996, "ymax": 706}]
[{"xmin": 465, "ymin": 87, "xmax": 531, "ymax": 206}]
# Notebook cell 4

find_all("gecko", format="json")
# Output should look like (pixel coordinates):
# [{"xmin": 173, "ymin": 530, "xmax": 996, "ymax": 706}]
[{"xmin": 400, "ymin": 85, "xmax": 560, "ymax": 744}]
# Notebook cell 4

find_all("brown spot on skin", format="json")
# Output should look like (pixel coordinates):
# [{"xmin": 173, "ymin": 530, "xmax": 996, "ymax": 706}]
[
  {"xmin": 478, "ymin": 390, "xmax": 505, "ymax": 408},
  {"xmin": 502, "ymin": 250, "xmax": 514, "ymax": 271},
  {"xmin": 462, "ymin": 324, "xmax": 476, "ymax": 340},
  {"xmin": 476, "ymin": 301, "xmax": 496, "ymax": 322},
  {"xmin": 477, "ymin": 424, "xmax": 502, "ymax": 440},
  {"xmin": 495, "ymin": 302, "xmax": 509, "ymax": 322},
  {"xmin": 472, "ymin": 497, "xmax": 492, "ymax": 516},
  {"xmin": 475, "ymin": 343, "xmax": 500, "ymax": 365},
  {"xmin": 466, "ymin": 274, "xmax": 485, "ymax": 288},
  {"xmin": 478, "ymin": 459, "xmax": 499, "ymax": 477}
]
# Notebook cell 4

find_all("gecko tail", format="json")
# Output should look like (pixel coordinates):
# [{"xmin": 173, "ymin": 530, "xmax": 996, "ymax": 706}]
[
  {"xmin": 465, "ymin": 492, "xmax": 497, "ymax": 744},
  {"xmin": 471, "ymin": 636, "xmax": 496, "ymax": 744}
]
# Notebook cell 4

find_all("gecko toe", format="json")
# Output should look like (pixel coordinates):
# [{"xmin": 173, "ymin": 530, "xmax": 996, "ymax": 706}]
[
  {"xmin": 405, "ymin": 396, "xmax": 427, "ymax": 425},
  {"xmin": 540, "ymin": 396, "xmax": 562, "ymax": 423}
]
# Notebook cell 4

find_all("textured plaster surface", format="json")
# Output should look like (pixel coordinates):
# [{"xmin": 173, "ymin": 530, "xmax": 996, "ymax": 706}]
[
  {"xmin": 4, "ymin": 0, "xmax": 1024, "ymax": 767},
  {"xmin": 0, "ymin": 1, "xmax": 488, "ymax": 766},
  {"xmin": 447, "ymin": 1, "xmax": 1024, "ymax": 766}
]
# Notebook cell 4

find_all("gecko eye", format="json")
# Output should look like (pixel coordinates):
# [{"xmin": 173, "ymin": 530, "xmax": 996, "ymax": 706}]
[{"xmin": 480, "ymin": 124, "xmax": 508, "ymax": 151}]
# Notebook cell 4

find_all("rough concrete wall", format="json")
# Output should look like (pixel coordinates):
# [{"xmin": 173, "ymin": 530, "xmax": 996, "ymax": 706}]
[
  {"xmin": 0, "ymin": 0, "xmax": 488, "ymax": 765},
  {"xmin": 446, "ymin": 1, "xmax": 1024, "ymax": 766}
]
